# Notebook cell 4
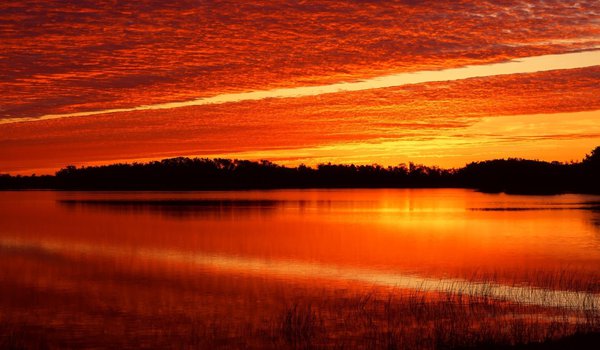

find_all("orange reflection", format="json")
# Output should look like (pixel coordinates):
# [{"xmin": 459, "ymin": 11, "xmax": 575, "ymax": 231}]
[
  {"xmin": 1, "ymin": 189, "xmax": 599, "ymax": 285},
  {"xmin": 2, "ymin": 189, "xmax": 599, "ymax": 347}
]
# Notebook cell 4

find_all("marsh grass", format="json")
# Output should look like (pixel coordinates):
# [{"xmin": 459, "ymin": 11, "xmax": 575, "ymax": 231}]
[
  {"xmin": 1, "ymin": 277, "xmax": 598, "ymax": 349},
  {"xmin": 280, "ymin": 303, "xmax": 322, "ymax": 349},
  {"xmin": 457, "ymin": 269, "xmax": 600, "ymax": 294},
  {"xmin": 270, "ymin": 280, "xmax": 600, "ymax": 349}
]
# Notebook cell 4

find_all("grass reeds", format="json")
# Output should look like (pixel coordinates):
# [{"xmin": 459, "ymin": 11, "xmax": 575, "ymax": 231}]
[
  {"xmin": 273, "ymin": 287, "xmax": 599, "ymax": 349},
  {"xmin": 1, "ymin": 274, "xmax": 598, "ymax": 349}
]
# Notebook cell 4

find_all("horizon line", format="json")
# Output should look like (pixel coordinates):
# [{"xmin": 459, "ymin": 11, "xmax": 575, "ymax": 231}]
[
  {"xmin": 2, "ymin": 48, "xmax": 600, "ymax": 125},
  {"xmin": 3, "ymin": 143, "xmax": 598, "ymax": 177}
]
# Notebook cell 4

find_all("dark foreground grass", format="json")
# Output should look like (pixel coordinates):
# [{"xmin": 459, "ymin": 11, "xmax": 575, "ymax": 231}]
[
  {"xmin": 1, "ymin": 286, "xmax": 599, "ymax": 349},
  {"xmin": 508, "ymin": 332, "xmax": 600, "ymax": 349},
  {"xmin": 274, "ymin": 289, "xmax": 600, "ymax": 349}
]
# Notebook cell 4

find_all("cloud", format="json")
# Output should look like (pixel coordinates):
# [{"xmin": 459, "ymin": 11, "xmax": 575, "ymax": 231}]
[
  {"xmin": 2, "ymin": 49, "xmax": 599, "ymax": 124},
  {"xmin": 1, "ymin": 0, "xmax": 599, "ymax": 119},
  {"xmin": 1, "ymin": 66, "xmax": 599, "ymax": 173}
]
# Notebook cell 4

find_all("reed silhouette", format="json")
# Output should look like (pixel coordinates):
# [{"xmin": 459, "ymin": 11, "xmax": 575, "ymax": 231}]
[
  {"xmin": 2, "ymin": 279, "xmax": 598, "ymax": 349},
  {"xmin": 1, "ymin": 146, "xmax": 599, "ymax": 194}
]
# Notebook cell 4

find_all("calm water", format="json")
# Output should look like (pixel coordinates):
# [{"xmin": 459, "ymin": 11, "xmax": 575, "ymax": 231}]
[{"xmin": 1, "ymin": 189, "xmax": 600, "ymax": 347}]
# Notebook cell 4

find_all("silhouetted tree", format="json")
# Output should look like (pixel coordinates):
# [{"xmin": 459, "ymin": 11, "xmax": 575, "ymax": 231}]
[
  {"xmin": 583, "ymin": 146, "xmax": 600, "ymax": 165},
  {"xmin": 1, "ymin": 146, "xmax": 598, "ymax": 194}
]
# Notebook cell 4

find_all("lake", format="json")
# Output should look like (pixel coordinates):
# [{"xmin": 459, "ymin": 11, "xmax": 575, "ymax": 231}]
[{"xmin": 1, "ymin": 189, "xmax": 599, "ymax": 348}]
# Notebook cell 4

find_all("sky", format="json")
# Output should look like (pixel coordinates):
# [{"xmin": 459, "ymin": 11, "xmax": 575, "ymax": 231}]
[{"xmin": 1, "ymin": 0, "xmax": 600, "ymax": 174}]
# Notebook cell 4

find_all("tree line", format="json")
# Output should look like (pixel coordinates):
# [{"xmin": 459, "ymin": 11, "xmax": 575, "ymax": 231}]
[{"xmin": 1, "ymin": 146, "xmax": 599, "ymax": 194}]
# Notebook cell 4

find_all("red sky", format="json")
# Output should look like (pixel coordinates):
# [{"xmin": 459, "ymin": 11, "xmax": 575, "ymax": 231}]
[{"xmin": 1, "ymin": 0, "xmax": 599, "ymax": 174}]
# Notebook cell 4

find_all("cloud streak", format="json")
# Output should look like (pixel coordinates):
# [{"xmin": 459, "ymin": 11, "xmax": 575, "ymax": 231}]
[
  {"xmin": 2, "ymin": 66, "xmax": 599, "ymax": 174},
  {"xmin": 2, "ymin": 1, "xmax": 599, "ymax": 120},
  {"xmin": 3, "ymin": 49, "xmax": 599, "ymax": 124},
  {"xmin": 2, "ymin": 1, "xmax": 600, "ymax": 173}
]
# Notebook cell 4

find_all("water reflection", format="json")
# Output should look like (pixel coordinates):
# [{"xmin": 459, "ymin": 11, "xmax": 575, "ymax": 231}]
[
  {"xmin": 59, "ymin": 198, "xmax": 285, "ymax": 219},
  {"xmin": 589, "ymin": 209, "xmax": 600, "ymax": 243},
  {"xmin": 3, "ymin": 235, "xmax": 599, "ymax": 311},
  {"xmin": 2, "ymin": 190, "xmax": 600, "ymax": 278},
  {"xmin": 1, "ymin": 190, "xmax": 600, "ymax": 348}
]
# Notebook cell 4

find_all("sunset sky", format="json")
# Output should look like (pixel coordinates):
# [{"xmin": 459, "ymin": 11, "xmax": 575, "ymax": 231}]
[{"xmin": 1, "ymin": 0, "xmax": 600, "ymax": 174}]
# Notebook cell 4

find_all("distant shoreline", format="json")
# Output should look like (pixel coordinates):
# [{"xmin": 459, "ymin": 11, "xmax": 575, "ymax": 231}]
[
  {"xmin": 1, "ymin": 146, "xmax": 599, "ymax": 195},
  {"xmin": 2, "ymin": 187, "xmax": 599, "ymax": 196}
]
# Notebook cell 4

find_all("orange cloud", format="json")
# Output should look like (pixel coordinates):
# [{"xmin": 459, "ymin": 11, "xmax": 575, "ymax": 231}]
[
  {"xmin": 1, "ymin": 0, "xmax": 599, "ymax": 120},
  {"xmin": 1, "ymin": 66, "xmax": 599, "ymax": 174}
]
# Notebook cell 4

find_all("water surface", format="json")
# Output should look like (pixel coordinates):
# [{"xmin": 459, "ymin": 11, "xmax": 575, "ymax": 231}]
[{"xmin": 1, "ymin": 189, "xmax": 599, "ymax": 347}]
